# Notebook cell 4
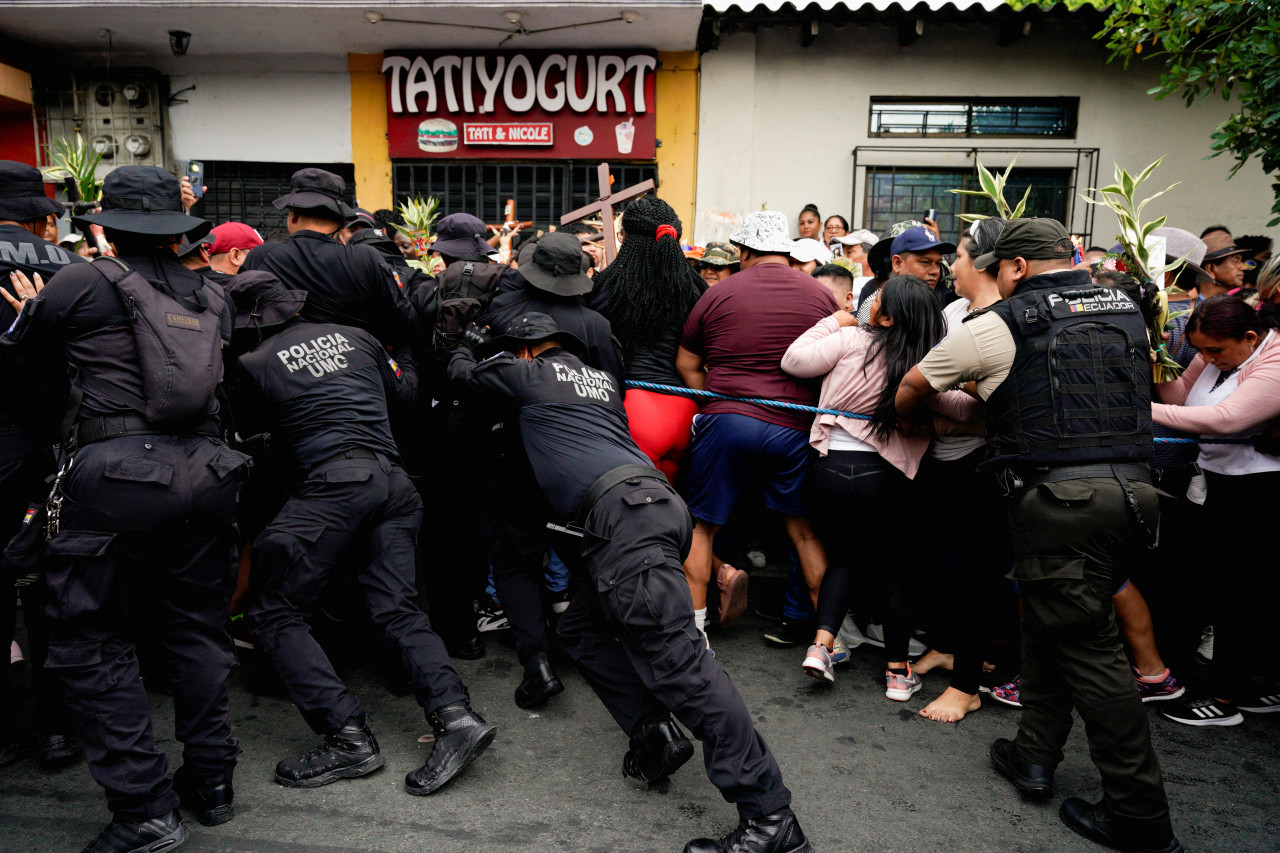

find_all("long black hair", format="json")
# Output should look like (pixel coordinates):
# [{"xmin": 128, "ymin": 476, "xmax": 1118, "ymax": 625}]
[
  {"xmin": 863, "ymin": 275, "xmax": 947, "ymax": 439},
  {"xmin": 595, "ymin": 196, "xmax": 706, "ymax": 360}
]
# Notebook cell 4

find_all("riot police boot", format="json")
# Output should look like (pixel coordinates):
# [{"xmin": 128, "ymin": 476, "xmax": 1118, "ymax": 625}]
[
  {"xmin": 37, "ymin": 731, "xmax": 82, "ymax": 768},
  {"xmin": 446, "ymin": 631, "xmax": 486, "ymax": 661},
  {"xmin": 172, "ymin": 765, "xmax": 235, "ymax": 827},
  {"xmin": 683, "ymin": 809, "xmax": 813, "ymax": 853},
  {"xmin": 990, "ymin": 738, "xmax": 1054, "ymax": 801},
  {"xmin": 274, "ymin": 722, "xmax": 384, "ymax": 788},
  {"xmin": 1059, "ymin": 798, "xmax": 1185, "ymax": 853},
  {"xmin": 404, "ymin": 702, "xmax": 497, "ymax": 796},
  {"xmin": 78, "ymin": 809, "xmax": 188, "ymax": 853},
  {"xmin": 514, "ymin": 652, "xmax": 564, "ymax": 709},
  {"xmin": 622, "ymin": 717, "xmax": 694, "ymax": 785}
]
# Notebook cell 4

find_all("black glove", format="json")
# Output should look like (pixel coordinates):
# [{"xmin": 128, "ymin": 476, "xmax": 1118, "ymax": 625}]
[{"xmin": 463, "ymin": 323, "xmax": 493, "ymax": 350}]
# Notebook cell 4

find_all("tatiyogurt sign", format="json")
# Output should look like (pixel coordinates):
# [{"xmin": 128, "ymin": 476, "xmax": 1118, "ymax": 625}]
[{"xmin": 382, "ymin": 50, "xmax": 657, "ymax": 160}]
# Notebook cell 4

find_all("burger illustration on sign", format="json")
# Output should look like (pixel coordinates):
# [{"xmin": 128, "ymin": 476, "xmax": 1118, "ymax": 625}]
[{"xmin": 418, "ymin": 118, "xmax": 458, "ymax": 152}]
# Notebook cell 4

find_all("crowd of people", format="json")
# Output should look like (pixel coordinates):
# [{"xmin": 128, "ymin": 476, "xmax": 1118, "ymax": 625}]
[{"xmin": 2, "ymin": 155, "xmax": 1278, "ymax": 853}]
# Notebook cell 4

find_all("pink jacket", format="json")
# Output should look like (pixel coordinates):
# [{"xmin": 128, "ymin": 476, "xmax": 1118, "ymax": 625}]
[
  {"xmin": 782, "ymin": 316, "xmax": 977, "ymax": 478},
  {"xmin": 1154, "ymin": 330, "xmax": 1280, "ymax": 434}
]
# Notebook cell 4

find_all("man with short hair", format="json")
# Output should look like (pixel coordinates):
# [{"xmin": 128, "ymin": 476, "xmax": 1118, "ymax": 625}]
[
  {"xmin": 812, "ymin": 263, "xmax": 855, "ymax": 311},
  {"xmin": 242, "ymin": 168, "xmax": 416, "ymax": 348},
  {"xmin": 206, "ymin": 222, "xmax": 264, "ymax": 282},
  {"xmin": 338, "ymin": 207, "xmax": 376, "ymax": 245},
  {"xmin": 676, "ymin": 210, "xmax": 837, "ymax": 648},
  {"xmin": 896, "ymin": 217, "xmax": 1183, "ymax": 853}
]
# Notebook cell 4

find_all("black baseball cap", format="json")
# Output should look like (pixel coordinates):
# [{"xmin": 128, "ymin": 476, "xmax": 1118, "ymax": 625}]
[
  {"xmin": 226, "ymin": 270, "xmax": 308, "ymax": 332},
  {"xmin": 973, "ymin": 217, "xmax": 1075, "ymax": 271},
  {"xmin": 517, "ymin": 231, "xmax": 594, "ymax": 296},
  {"xmin": 490, "ymin": 312, "xmax": 584, "ymax": 355}
]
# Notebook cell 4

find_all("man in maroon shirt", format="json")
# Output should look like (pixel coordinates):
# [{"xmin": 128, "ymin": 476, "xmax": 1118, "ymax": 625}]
[{"xmin": 677, "ymin": 210, "xmax": 838, "ymax": 648}]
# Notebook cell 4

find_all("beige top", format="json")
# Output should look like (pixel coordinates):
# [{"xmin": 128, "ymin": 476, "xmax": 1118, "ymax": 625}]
[{"xmin": 917, "ymin": 310, "xmax": 1016, "ymax": 400}]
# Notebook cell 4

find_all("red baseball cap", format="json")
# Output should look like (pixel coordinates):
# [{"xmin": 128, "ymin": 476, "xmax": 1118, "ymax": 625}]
[{"xmin": 210, "ymin": 222, "xmax": 264, "ymax": 254}]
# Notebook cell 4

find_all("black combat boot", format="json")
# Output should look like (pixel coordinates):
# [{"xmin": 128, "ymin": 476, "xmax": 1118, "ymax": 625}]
[
  {"xmin": 405, "ymin": 702, "xmax": 497, "ymax": 796},
  {"xmin": 990, "ymin": 738, "xmax": 1055, "ymax": 801},
  {"xmin": 274, "ymin": 722, "xmax": 383, "ymax": 788},
  {"xmin": 172, "ymin": 765, "xmax": 235, "ymax": 827},
  {"xmin": 622, "ymin": 717, "xmax": 694, "ymax": 785},
  {"xmin": 78, "ymin": 809, "xmax": 188, "ymax": 853},
  {"xmin": 514, "ymin": 651, "xmax": 564, "ymax": 709},
  {"xmin": 36, "ymin": 731, "xmax": 82, "ymax": 768},
  {"xmin": 1059, "ymin": 798, "xmax": 1185, "ymax": 853},
  {"xmin": 683, "ymin": 810, "xmax": 813, "ymax": 853}
]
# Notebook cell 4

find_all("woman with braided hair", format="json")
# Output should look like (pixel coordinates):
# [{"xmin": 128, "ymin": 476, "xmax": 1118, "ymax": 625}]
[{"xmin": 592, "ymin": 196, "xmax": 707, "ymax": 481}]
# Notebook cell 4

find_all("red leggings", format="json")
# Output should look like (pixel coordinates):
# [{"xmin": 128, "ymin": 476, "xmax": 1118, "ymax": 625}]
[{"xmin": 624, "ymin": 389, "xmax": 700, "ymax": 482}]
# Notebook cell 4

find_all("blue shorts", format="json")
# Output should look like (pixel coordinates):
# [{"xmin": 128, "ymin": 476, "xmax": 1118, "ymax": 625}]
[{"xmin": 685, "ymin": 412, "xmax": 812, "ymax": 525}]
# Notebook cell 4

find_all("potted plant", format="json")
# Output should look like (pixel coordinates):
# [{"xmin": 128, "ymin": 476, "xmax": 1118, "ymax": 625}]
[
  {"xmin": 391, "ymin": 195, "xmax": 442, "ymax": 259},
  {"xmin": 40, "ymin": 133, "xmax": 104, "ymax": 203}
]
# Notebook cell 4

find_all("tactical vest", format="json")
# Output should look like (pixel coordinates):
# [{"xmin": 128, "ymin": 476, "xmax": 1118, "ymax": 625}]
[{"xmin": 980, "ymin": 271, "xmax": 1153, "ymax": 471}]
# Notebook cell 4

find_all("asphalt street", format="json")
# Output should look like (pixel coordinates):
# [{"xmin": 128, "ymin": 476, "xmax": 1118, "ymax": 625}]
[{"xmin": 3, "ymin": 612, "xmax": 1277, "ymax": 853}]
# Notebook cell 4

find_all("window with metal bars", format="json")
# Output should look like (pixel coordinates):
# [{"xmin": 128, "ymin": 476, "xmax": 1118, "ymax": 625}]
[
  {"xmin": 392, "ymin": 161, "xmax": 658, "ymax": 228},
  {"xmin": 187, "ymin": 161, "xmax": 356, "ymax": 241},
  {"xmin": 863, "ymin": 167, "xmax": 1073, "ymax": 241},
  {"xmin": 869, "ymin": 98, "xmax": 1078, "ymax": 139}
]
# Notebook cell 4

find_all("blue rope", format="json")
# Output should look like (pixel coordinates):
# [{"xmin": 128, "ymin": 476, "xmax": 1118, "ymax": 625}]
[{"xmin": 622, "ymin": 381, "xmax": 1244, "ymax": 446}]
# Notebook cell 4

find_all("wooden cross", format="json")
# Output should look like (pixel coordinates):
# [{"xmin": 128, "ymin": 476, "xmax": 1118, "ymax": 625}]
[{"xmin": 560, "ymin": 162, "xmax": 655, "ymax": 264}]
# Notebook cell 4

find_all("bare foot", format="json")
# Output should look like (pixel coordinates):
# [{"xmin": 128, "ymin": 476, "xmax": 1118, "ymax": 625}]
[
  {"xmin": 913, "ymin": 649, "xmax": 954, "ymax": 675},
  {"xmin": 919, "ymin": 687, "xmax": 981, "ymax": 723}
]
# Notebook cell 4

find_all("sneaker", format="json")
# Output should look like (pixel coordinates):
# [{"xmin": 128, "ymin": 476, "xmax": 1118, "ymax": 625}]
[
  {"xmin": 716, "ymin": 563, "xmax": 749, "ymax": 629},
  {"xmin": 829, "ymin": 635, "xmax": 851, "ymax": 667},
  {"xmin": 762, "ymin": 618, "xmax": 813, "ymax": 648},
  {"xmin": 745, "ymin": 549, "xmax": 768, "ymax": 570},
  {"xmin": 10, "ymin": 640, "xmax": 23, "ymax": 667},
  {"xmin": 862, "ymin": 622, "xmax": 927, "ymax": 658},
  {"xmin": 1134, "ymin": 667, "xmax": 1185, "ymax": 703},
  {"xmin": 1160, "ymin": 695, "xmax": 1243, "ymax": 727},
  {"xmin": 802, "ymin": 643, "xmax": 835, "ymax": 684},
  {"xmin": 1238, "ymin": 691, "xmax": 1280, "ymax": 714},
  {"xmin": 701, "ymin": 629, "xmax": 715, "ymax": 659},
  {"xmin": 885, "ymin": 665, "xmax": 922, "ymax": 701},
  {"xmin": 476, "ymin": 606, "xmax": 509, "ymax": 633},
  {"xmin": 985, "ymin": 676, "xmax": 1023, "ymax": 708},
  {"xmin": 1195, "ymin": 626, "xmax": 1214, "ymax": 664}
]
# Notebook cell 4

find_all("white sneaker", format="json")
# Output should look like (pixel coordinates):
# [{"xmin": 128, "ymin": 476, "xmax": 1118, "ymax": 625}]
[
  {"xmin": 885, "ymin": 665, "xmax": 923, "ymax": 701},
  {"xmin": 745, "ymin": 549, "xmax": 767, "ymax": 570},
  {"xmin": 838, "ymin": 614, "xmax": 875, "ymax": 649},
  {"xmin": 9, "ymin": 641, "xmax": 23, "ymax": 666},
  {"xmin": 862, "ymin": 623, "xmax": 926, "ymax": 658},
  {"xmin": 1196, "ymin": 625, "xmax": 1214, "ymax": 664}
]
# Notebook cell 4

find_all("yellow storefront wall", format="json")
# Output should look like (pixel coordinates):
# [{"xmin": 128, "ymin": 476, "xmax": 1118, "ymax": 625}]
[{"xmin": 347, "ymin": 51, "xmax": 700, "ymax": 225}]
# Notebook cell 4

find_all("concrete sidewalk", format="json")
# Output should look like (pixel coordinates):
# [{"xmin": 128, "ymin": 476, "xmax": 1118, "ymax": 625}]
[{"xmin": 2, "ymin": 615, "xmax": 1277, "ymax": 852}]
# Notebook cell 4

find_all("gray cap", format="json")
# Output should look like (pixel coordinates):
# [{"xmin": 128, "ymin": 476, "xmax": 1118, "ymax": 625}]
[{"xmin": 1150, "ymin": 227, "xmax": 1211, "ymax": 283}]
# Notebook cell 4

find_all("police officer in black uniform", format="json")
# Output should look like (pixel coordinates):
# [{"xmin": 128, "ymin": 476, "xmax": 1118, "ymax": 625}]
[
  {"xmin": 897, "ymin": 218, "xmax": 1183, "ymax": 853},
  {"xmin": 473, "ymin": 232, "xmax": 624, "ymax": 709},
  {"xmin": 1, "ymin": 166, "xmax": 246, "ymax": 853},
  {"xmin": 449, "ymin": 314, "xmax": 812, "ymax": 853},
  {"xmin": 0, "ymin": 160, "xmax": 84, "ymax": 768},
  {"xmin": 241, "ymin": 168, "xmax": 416, "ymax": 349},
  {"xmin": 225, "ymin": 274, "xmax": 496, "ymax": 797}
]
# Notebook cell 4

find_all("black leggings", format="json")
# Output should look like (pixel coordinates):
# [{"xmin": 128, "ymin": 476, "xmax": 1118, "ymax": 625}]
[
  {"xmin": 807, "ymin": 450, "xmax": 915, "ymax": 662},
  {"xmin": 1203, "ymin": 469, "xmax": 1280, "ymax": 698},
  {"xmin": 915, "ymin": 450, "xmax": 1014, "ymax": 695}
]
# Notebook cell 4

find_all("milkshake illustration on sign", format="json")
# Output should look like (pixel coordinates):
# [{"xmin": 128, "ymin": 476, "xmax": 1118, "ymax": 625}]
[{"xmin": 615, "ymin": 118, "xmax": 635, "ymax": 155}]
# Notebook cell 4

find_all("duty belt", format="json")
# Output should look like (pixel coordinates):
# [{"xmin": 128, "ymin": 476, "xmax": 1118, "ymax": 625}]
[
  {"xmin": 576, "ymin": 463, "xmax": 669, "ymax": 525},
  {"xmin": 69, "ymin": 414, "xmax": 218, "ymax": 450},
  {"xmin": 315, "ymin": 447, "xmax": 379, "ymax": 469}
]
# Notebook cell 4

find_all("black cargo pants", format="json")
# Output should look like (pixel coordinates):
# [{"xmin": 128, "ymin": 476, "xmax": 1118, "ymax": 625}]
[
  {"xmin": 1007, "ymin": 476, "xmax": 1171, "ymax": 830},
  {"xmin": 248, "ymin": 451, "xmax": 468, "ymax": 734},
  {"xmin": 557, "ymin": 479, "xmax": 792, "ymax": 821},
  {"xmin": 41, "ymin": 434, "xmax": 245, "ymax": 820}
]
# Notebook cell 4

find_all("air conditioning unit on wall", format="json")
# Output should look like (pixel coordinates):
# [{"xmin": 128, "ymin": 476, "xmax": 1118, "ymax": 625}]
[{"xmin": 34, "ymin": 68, "xmax": 171, "ymax": 177}]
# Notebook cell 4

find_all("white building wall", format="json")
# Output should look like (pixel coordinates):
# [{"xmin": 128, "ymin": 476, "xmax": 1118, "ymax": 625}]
[
  {"xmin": 168, "ymin": 58, "xmax": 352, "ymax": 164},
  {"xmin": 696, "ymin": 23, "xmax": 1277, "ymax": 246}
]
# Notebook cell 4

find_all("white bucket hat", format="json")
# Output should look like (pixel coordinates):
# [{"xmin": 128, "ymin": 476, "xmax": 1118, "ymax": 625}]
[
  {"xmin": 730, "ymin": 210, "xmax": 796, "ymax": 255},
  {"xmin": 790, "ymin": 238, "xmax": 833, "ymax": 265}
]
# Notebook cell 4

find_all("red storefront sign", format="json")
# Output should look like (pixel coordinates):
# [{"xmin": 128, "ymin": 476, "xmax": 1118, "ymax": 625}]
[{"xmin": 382, "ymin": 50, "xmax": 656, "ymax": 160}]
